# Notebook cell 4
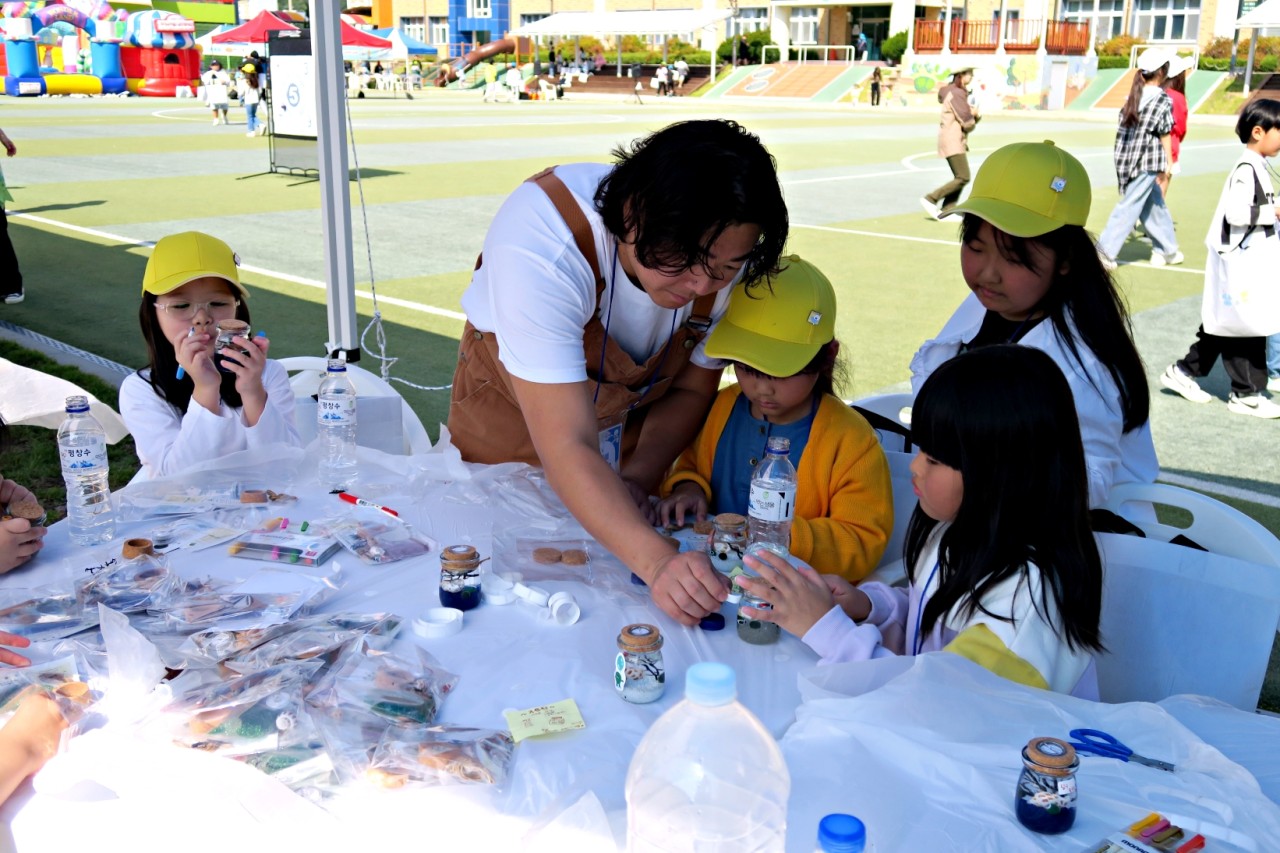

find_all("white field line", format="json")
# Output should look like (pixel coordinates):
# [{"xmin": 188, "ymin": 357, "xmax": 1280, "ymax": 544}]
[
  {"xmin": 1159, "ymin": 472, "xmax": 1280, "ymax": 510},
  {"xmin": 9, "ymin": 212, "xmax": 467, "ymax": 321},
  {"xmin": 12, "ymin": 211, "xmax": 1280, "ymax": 505}
]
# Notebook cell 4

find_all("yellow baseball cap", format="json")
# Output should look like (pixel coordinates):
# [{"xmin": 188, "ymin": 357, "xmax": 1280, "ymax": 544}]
[
  {"xmin": 950, "ymin": 141, "xmax": 1091, "ymax": 238},
  {"xmin": 142, "ymin": 232, "xmax": 247, "ymax": 299},
  {"xmin": 704, "ymin": 255, "xmax": 836, "ymax": 377}
]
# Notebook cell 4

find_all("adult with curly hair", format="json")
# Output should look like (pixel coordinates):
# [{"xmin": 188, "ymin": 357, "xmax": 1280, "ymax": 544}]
[{"xmin": 448, "ymin": 119, "xmax": 788, "ymax": 625}]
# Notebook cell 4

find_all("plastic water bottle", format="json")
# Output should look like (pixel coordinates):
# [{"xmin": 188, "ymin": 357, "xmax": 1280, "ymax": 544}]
[
  {"xmin": 626, "ymin": 662, "xmax": 789, "ymax": 852},
  {"xmin": 748, "ymin": 436, "xmax": 796, "ymax": 553},
  {"xmin": 57, "ymin": 395, "xmax": 115, "ymax": 546},
  {"xmin": 816, "ymin": 814, "xmax": 867, "ymax": 852},
  {"xmin": 317, "ymin": 359, "xmax": 357, "ymax": 490}
]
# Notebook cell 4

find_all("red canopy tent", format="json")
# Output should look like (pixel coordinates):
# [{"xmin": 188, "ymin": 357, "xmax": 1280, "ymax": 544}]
[
  {"xmin": 211, "ymin": 11, "xmax": 300, "ymax": 44},
  {"xmin": 337, "ymin": 20, "xmax": 391, "ymax": 49}
]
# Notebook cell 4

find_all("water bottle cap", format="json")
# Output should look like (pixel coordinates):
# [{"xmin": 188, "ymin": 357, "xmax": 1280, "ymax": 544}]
[
  {"xmin": 765, "ymin": 436, "xmax": 790, "ymax": 455},
  {"xmin": 64, "ymin": 395, "xmax": 89, "ymax": 413},
  {"xmin": 684, "ymin": 662, "xmax": 735, "ymax": 706},
  {"xmin": 326, "ymin": 359, "xmax": 347, "ymax": 372},
  {"xmin": 818, "ymin": 814, "xmax": 866, "ymax": 852}
]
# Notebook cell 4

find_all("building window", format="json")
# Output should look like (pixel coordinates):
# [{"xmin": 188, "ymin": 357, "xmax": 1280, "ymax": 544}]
[
  {"xmin": 1129, "ymin": 0, "xmax": 1200, "ymax": 41},
  {"xmin": 1062, "ymin": 0, "xmax": 1125, "ymax": 41},
  {"xmin": 400, "ymin": 16, "xmax": 424, "ymax": 42},
  {"xmin": 520, "ymin": 13, "xmax": 548, "ymax": 27},
  {"xmin": 789, "ymin": 7, "xmax": 819, "ymax": 44},
  {"xmin": 467, "ymin": 0, "xmax": 492, "ymax": 19},
  {"xmin": 429, "ymin": 17, "xmax": 449, "ymax": 43},
  {"xmin": 732, "ymin": 7, "xmax": 769, "ymax": 35}
]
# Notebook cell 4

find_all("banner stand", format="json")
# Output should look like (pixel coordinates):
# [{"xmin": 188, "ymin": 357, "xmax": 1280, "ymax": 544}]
[{"xmin": 264, "ymin": 31, "xmax": 319, "ymax": 178}]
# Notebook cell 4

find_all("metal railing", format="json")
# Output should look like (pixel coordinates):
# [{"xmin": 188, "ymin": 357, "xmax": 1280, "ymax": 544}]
[
  {"xmin": 912, "ymin": 19, "xmax": 1089, "ymax": 55},
  {"xmin": 760, "ymin": 43, "xmax": 855, "ymax": 64}
]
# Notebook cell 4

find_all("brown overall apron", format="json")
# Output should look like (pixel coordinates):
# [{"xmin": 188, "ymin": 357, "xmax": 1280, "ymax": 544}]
[{"xmin": 447, "ymin": 168, "xmax": 716, "ymax": 466}]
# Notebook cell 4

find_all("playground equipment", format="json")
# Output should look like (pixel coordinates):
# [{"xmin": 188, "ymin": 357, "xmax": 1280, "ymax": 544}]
[
  {"xmin": 0, "ymin": 1, "xmax": 198, "ymax": 96},
  {"xmin": 439, "ymin": 37, "xmax": 525, "ymax": 85}
]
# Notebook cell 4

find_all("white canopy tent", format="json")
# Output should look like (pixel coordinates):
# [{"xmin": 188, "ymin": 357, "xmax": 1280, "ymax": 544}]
[
  {"xmin": 509, "ymin": 9, "xmax": 732, "ymax": 80},
  {"xmin": 1236, "ymin": 0, "xmax": 1280, "ymax": 94}
]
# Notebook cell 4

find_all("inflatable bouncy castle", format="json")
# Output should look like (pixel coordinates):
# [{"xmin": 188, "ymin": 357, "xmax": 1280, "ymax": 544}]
[{"xmin": 0, "ymin": 1, "xmax": 198, "ymax": 96}]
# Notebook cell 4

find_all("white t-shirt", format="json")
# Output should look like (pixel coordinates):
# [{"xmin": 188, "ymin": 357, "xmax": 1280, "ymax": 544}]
[
  {"xmin": 202, "ymin": 69, "xmax": 230, "ymax": 106},
  {"xmin": 120, "ymin": 360, "xmax": 302, "ymax": 481},
  {"xmin": 459, "ymin": 163, "xmax": 736, "ymax": 385}
]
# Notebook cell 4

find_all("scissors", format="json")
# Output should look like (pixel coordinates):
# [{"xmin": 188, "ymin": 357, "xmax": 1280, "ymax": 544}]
[{"xmin": 1068, "ymin": 728, "xmax": 1175, "ymax": 772}]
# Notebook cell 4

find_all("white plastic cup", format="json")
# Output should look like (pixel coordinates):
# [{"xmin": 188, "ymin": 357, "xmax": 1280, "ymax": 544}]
[{"xmin": 547, "ymin": 591, "xmax": 580, "ymax": 626}]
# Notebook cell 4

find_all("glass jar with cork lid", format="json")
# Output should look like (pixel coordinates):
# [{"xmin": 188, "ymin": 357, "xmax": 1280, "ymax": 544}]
[
  {"xmin": 438, "ymin": 544, "xmax": 484, "ymax": 611},
  {"xmin": 1015, "ymin": 736, "xmax": 1079, "ymax": 834},
  {"xmin": 615, "ymin": 624, "xmax": 664, "ymax": 704}
]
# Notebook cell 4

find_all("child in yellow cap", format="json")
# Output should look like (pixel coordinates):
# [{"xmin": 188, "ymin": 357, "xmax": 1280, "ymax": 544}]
[
  {"xmin": 119, "ymin": 232, "xmax": 301, "ymax": 480},
  {"xmin": 910, "ymin": 141, "xmax": 1156, "ymax": 508},
  {"xmin": 656, "ymin": 256, "xmax": 893, "ymax": 581}
]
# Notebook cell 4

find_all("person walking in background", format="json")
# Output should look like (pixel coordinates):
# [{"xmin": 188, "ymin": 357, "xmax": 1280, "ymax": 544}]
[
  {"xmin": 920, "ymin": 67, "xmax": 979, "ymax": 221},
  {"xmin": 1158, "ymin": 52, "xmax": 1192, "ymax": 199},
  {"xmin": 0, "ymin": 127, "xmax": 22, "ymax": 304},
  {"xmin": 855, "ymin": 30, "xmax": 868, "ymax": 62},
  {"xmin": 1161, "ymin": 99, "xmax": 1280, "ymax": 418},
  {"xmin": 738, "ymin": 35, "xmax": 751, "ymax": 65},
  {"xmin": 482, "ymin": 59, "xmax": 500, "ymax": 102},
  {"xmin": 201, "ymin": 60, "xmax": 231, "ymax": 126},
  {"xmin": 1096, "ymin": 47, "xmax": 1181, "ymax": 268},
  {"xmin": 870, "ymin": 67, "xmax": 882, "ymax": 106},
  {"xmin": 241, "ymin": 63, "xmax": 264, "ymax": 137}
]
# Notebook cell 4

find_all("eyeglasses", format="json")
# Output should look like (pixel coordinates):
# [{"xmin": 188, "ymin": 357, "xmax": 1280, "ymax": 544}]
[{"xmin": 155, "ymin": 299, "xmax": 240, "ymax": 321}]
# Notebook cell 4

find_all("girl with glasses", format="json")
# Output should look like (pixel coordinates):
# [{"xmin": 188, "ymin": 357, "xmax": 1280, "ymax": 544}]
[{"xmin": 120, "ymin": 232, "xmax": 301, "ymax": 480}]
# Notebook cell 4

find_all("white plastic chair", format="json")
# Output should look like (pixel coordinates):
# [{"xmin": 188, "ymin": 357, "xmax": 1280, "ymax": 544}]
[
  {"xmin": 848, "ymin": 392, "xmax": 913, "ymax": 453},
  {"xmin": 537, "ymin": 78, "xmax": 557, "ymax": 102},
  {"xmin": 860, "ymin": 450, "xmax": 915, "ymax": 588},
  {"xmin": 279, "ymin": 356, "xmax": 431, "ymax": 456},
  {"xmin": 1095, "ymin": 531, "xmax": 1280, "ymax": 710},
  {"xmin": 1101, "ymin": 482, "xmax": 1280, "ymax": 569}
]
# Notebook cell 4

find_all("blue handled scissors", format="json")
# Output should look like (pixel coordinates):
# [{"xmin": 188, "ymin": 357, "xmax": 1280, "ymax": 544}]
[{"xmin": 1068, "ymin": 728, "xmax": 1174, "ymax": 772}]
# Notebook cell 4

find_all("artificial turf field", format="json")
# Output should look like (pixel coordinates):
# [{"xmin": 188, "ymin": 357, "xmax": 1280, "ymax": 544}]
[{"xmin": 1, "ymin": 90, "xmax": 1276, "ymax": 524}]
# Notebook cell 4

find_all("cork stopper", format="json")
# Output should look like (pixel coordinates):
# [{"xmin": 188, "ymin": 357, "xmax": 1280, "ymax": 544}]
[
  {"xmin": 618, "ymin": 623, "xmax": 663, "ymax": 653},
  {"xmin": 1023, "ymin": 737, "xmax": 1079, "ymax": 776},
  {"xmin": 440, "ymin": 544, "xmax": 484, "ymax": 572},
  {"xmin": 713, "ymin": 513, "xmax": 747, "ymax": 530}
]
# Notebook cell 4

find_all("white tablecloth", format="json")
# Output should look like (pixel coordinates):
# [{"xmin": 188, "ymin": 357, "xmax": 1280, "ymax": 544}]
[{"xmin": 0, "ymin": 442, "xmax": 1277, "ymax": 853}]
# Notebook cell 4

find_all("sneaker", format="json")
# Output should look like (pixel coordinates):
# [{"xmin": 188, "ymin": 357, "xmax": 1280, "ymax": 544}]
[
  {"xmin": 2, "ymin": 292, "xmax": 22, "ymax": 305},
  {"xmin": 1099, "ymin": 253, "xmax": 1118, "ymax": 271},
  {"xmin": 919, "ymin": 197, "xmax": 941, "ymax": 220},
  {"xmin": 246, "ymin": 131, "xmax": 256, "ymax": 137},
  {"xmin": 1227, "ymin": 393, "xmax": 1280, "ymax": 418},
  {"xmin": 257, "ymin": 126, "xmax": 267, "ymax": 136},
  {"xmin": 1160, "ymin": 364, "xmax": 1212, "ymax": 403},
  {"xmin": 212, "ymin": 117, "xmax": 220, "ymax": 126},
  {"xmin": 1149, "ymin": 250, "xmax": 1184, "ymax": 266},
  {"xmin": 1269, "ymin": 376, "xmax": 1280, "ymax": 393}
]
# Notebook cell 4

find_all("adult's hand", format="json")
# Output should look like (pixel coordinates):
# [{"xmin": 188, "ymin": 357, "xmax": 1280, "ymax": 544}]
[
  {"xmin": 0, "ymin": 128, "xmax": 15, "ymax": 158},
  {"xmin": 0, "ymin": 631, "xmax": 32, "ymax": 668},
  {"xmin": 645, "ymin": 550, "xmax": 729, "ymax": 626},
  {"xmin": 0, "ymin": 517, "xmax": 44, "ymax": 576}
]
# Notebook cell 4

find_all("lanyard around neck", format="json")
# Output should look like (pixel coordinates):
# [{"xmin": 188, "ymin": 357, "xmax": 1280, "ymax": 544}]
[
  {"xmin": 593, "ymin": 244, "xmax": 678, "ymax": 406},
  {"xmin": 912, "ymin": 560, "xmax": 942, "ymax": 656}
]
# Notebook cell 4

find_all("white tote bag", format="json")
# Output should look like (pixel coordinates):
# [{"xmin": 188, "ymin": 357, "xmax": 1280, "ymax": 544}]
[{"xmin": 1202, "ymin": 166, "xmax": 1280, "ymax": 337}]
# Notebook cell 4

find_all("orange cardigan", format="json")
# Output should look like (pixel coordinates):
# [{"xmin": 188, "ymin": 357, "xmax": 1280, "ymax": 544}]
[{"xmin": 661, "ymin": 387, "xmax": 893, "ymax": 581}]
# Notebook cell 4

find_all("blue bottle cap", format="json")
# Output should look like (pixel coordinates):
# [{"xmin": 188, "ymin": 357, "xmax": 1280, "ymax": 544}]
[
  {"xmin": 818, "ymin": 813, "xmax": 866, "ymax": 853},
  {"xmin": 698, "ymin": 612, "xmax": 726, "ymax": 631},
  {"xmin": 684, "ymin": 662, "xmax": 735, "ymax": 706}
]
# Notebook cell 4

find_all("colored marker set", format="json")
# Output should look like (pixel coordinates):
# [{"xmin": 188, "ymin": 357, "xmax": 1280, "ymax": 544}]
[
  {"xmin": 1087, "ymin": 812, "xmax": 1207, "ymax": 853},
  {"xmin": 228, "ymin": 517, "xmax": 340, "ymax": 566}
]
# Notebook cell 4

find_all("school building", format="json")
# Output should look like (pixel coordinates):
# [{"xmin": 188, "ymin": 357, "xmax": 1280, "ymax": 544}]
[{"xmin": 336, "ymin": 0, "xmax": 1247, "ymax": 61}]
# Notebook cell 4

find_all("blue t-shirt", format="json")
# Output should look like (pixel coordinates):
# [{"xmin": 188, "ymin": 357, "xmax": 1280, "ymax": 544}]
[{"xmin": 708, "ymin": 394, "xmax": 815, "ymax": 515}]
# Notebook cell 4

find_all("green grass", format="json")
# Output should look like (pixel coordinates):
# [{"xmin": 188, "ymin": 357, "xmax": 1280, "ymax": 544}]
[
  {"xmin": 0, "ymin": 341, "xmax": 139, "ymax": 523},
  {"xmin": 1198, "ymin": 73, "xmax": 1249, "ymax": 116}
]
